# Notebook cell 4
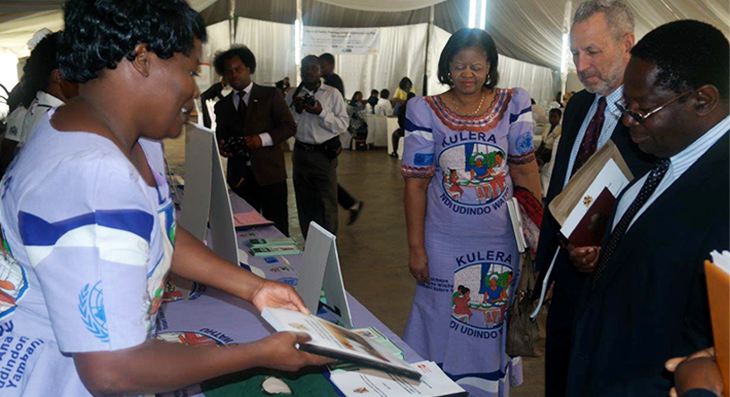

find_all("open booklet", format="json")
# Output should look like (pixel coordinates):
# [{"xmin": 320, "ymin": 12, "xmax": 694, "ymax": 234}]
[{"xmin": 261, "ymin": 307, "xmax": 422, "ymax": 380}]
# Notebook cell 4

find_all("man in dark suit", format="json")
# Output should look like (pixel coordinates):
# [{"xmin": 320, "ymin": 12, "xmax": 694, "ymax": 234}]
[
  {"xmin": 214, "ymin": 46, "xmax": 296, "ymax": 235},
  {"xmin": 566, "ymin": 19, "xmax": 729, "ymax": 396},
  {"xmin": 533, "ymin": 2, "xmax": 655, "ymax": 395}
]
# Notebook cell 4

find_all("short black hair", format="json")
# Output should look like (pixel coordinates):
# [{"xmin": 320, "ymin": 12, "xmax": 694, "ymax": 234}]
[
  {"xmin": 370, "ymin": 89, "xmax": 379, "ymax": 96},
  {"xmin": 59, "ymin": 0, "xmax": 207, "ymax": 83},
  {"xmin": 549, "ymin": 108, "xmax": 562, "ymax": 118},
  {"xmin": 399, "ymin": 77, "xmax": 413, "ymax": 91},
  {"xmin": 214, "ymin": 46, "xmax": 257, "ymax": 76},
  {"xmin": 437, "ymin": 28, "xmax": 499, "ymax": 88},
  {"xmin": 21, "ymin": 31, "xmax": 62, "ymax": 107},
  {"xmin": 319, "ymin": 53, "xmax": 335, "ymax": 66},
  {"xmin": 380, "ymin": 89, "xmax": 390, "ymax": 99},
  {"xmin": 631, "ymin": 20, "xmax": 729, "ymax": 100}
]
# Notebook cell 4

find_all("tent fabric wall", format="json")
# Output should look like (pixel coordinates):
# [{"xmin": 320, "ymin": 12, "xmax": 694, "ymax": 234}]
[
  {"xmin": 316, "ymin": 0, "xmax": 446, "ymax": 12},
  {"xmin": 198, "ymin": 19, "xmax": 554, "ymax": 104},
  {"xmin": 334, "ymin": 23, "xmax": 428, "ymax": 100},
  {"xmin": 234, "ymin": 17, "xmax": 296, "ymax": 86}
]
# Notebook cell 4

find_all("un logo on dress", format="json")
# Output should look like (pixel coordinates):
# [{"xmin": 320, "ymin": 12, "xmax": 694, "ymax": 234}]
[{"xmin": 79, "ymin": 281, "xmax": 109, "ymax": 343}]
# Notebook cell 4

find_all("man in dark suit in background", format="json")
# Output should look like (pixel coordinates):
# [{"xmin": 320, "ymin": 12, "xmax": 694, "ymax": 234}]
[
  {"xmin": 214, "ymin": 46, "xmax": 296, "ymax": 235},
  {"xmin": 533, "ymin": 1, "xmax": 655, "ymax": 396},
  {"xmin": 566, "ymin": 19, "xmax": 729, "ymax": 396}
]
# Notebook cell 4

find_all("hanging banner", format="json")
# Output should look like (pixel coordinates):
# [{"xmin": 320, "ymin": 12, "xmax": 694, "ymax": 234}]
[{"xmin": 302, "ymin": 27, "xmax": 380, "ymax": 54}]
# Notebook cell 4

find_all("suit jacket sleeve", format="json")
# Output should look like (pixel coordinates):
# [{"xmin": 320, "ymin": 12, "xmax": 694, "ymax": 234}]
[
  {"xmin": 266, "ymin": 89, "xmax": 296, "ymax": 144},
  {"xmin": 214, "ymin": 98, "xmax": 233, "ymax": 142}
]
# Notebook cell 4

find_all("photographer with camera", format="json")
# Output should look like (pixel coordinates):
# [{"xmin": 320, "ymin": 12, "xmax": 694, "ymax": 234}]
[
  {"xmin": 214, "ymin": 46, "xmax": 296, "ymax": 236},
  {"xmin": 287, "ymin": 55, "xmax": 349, "ymax": 237}
]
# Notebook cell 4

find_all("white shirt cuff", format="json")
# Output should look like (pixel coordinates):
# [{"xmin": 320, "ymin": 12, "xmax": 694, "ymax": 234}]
[{"xmin": 259, "ymin": 132, "xmax": 273, "ymax": 147}]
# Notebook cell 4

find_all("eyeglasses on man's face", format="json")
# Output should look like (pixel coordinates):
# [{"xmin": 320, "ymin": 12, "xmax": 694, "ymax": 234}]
[{"xmin": 616, "ymin": 91, "xmax": 693, "ymax": 124}]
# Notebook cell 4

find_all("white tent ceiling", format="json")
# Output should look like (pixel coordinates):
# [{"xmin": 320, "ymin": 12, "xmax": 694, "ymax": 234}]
[{"xmin": 0, "ymin": 0, "xmax": 728, "ymax": 68}]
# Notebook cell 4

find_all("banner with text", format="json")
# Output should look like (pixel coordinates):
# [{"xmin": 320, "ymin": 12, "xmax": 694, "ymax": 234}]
[{"xmin": 302, "ymin": 27, "xmax": 380, "ymax": 54}]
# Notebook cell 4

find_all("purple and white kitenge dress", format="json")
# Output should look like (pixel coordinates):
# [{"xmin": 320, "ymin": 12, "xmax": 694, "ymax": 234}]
[
  {"xmin": 0, "ymin": 111, "xmax": 175, "ymax": 395},
  {"xmin": 401, "ymin": 88, "xmax": 535, "ymax": 397}
]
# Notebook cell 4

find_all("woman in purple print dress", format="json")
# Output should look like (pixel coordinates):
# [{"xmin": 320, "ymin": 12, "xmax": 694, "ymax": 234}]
[{"xmin": 402, "ymin": 28, "xmax": 542, "ymax": 397}]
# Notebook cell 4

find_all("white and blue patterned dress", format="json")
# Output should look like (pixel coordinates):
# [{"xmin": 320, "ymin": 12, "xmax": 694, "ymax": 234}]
[
  {"xmin": 401, "ymin": 88, "xmax": 535, "ymax": 397},
  {"xmin": 0, "ymin": 111, "xmax": 175, "ymax": 395}
]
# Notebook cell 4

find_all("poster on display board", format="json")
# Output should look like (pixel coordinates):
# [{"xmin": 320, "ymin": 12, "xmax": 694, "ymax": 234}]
[{"xmin": 302, "ymin": 27, "xmax": 380, "ymax": 54}]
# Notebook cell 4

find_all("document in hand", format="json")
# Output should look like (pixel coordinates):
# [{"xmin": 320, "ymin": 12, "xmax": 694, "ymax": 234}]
[
  {"xmin": 705, "ymin": 250, "xmax": 729, "ymax": 395},
  {"xmin": 261, "ymin": 308, "xmax": 422, "ymax": 380},
  {"xmin": 549, "ymin": 140, "xmax": 634, "ymax": 246}
]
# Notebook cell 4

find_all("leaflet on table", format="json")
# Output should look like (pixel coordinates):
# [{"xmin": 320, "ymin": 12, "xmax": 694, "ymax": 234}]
[
  {"xmin": 250, "ymin": 246, "xmax": 301, "ymax": 257},
  {"xmin": 558, "ymin": 158, "xmax": 630, "ymax": 244},
  {"xmin": 327, "ymin": 360, "xmax": 467, "ymax": 397},
  {"xmin": 233, "ymin": 211, "xmax": 274, "ymax": 228},
  {"xmin": 247, "ymin": 238, "xmax": 297, "ymax": 247},
  {"xmin": 261, "ymin": 307, "xmax": 421, "ymax": 380},
  {"xmin": 705, "ymin": 250, "xmax": 730, "ymax": 394}
]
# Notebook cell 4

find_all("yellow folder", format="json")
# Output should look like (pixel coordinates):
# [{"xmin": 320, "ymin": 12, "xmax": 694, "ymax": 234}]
[{"xmin": 705, "ymin": 259, "xmax": 729, "ymax": 396}]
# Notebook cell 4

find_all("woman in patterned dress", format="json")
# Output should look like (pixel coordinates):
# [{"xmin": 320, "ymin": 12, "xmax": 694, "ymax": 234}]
[
  {"xmin": 0, "ymin": 1, "xmax": 327, "ymax": 395},
  {"xmin": 402, "ymin": 28, "xmax": 542, "ymax": 397}
]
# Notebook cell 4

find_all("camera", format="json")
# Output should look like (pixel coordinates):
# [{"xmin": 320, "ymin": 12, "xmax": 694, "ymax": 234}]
[{"xmin": 302, "ymin": 93, "xmax": 316, "ymax": 107}]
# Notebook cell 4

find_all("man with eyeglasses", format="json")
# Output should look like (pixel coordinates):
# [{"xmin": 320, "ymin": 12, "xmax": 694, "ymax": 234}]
[
  {"xmin": 534, "ymin": 2, "xmax": 655, "ymax": 395},
  {"xmin": 565, "ymin": 19, "xmax": 729, "ymax": 396}
]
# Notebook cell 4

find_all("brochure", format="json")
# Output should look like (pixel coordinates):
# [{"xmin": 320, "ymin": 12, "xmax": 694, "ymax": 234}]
[
  {"xmin": 250, "ymin": 246, "xmax": 301, "ymax": 257},
  {"xmin": 261, "ymin": 308, "xmax": 421, "ymax": 380}
]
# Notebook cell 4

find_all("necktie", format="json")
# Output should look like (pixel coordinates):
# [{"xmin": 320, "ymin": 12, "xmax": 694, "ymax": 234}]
[
  {"xmin": 237, "ymin": 91, "xmax": 247, "ymax": 119},
  {"xmin": 591, "ymin": 159, "xmax": 671, "ymax": 286},
  {"xmin": 571, "ymin": 96, "xmax": 607, "ymax": 176}
]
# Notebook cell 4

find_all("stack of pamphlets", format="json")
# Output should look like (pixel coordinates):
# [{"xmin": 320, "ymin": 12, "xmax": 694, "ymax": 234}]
[{"xmin": 248, "ymin": 238, "xmax": 301, "ymax": 257}]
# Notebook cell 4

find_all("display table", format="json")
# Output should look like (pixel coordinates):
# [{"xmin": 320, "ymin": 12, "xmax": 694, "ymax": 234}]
[
  {"xmin": 365, "ymin": 114, "xmax": 388, "ymax": 147},
  {"xmin": 159, "ymin": 196, "xmax": 420, "ymax": 395},
  {"xmin": 385, "ymin": 116, "xmax": 399, "ymax": 154}
]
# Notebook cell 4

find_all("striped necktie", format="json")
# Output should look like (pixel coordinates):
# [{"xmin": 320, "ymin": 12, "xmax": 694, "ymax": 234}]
[
  {"xmin": 572, "ymin": 97, "xmax": 607, "ymax": 176},
  {"xmin": 592, "ymin": 159, "xmax": 671, "ymax": 287}
]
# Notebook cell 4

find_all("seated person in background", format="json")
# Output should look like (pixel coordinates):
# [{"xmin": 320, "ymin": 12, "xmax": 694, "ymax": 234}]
[
  {"xmin": 0, "ymin": 1, "xmax": 328, "ymax": 395},
  {"xmin": 275, "ymin": 76, "xmax": 291, "ymax": 96},
  {"xmin": 0, "ymin": 30, "xmax": 78, "ymax": 175},
  {"xmin": 391, "ymin": 91, "xmax": 416, "ymax": 157},
  {"xmin": 347, "ymin": 91, "xmax": 368, "ymax": 139},
  {"xmin": 532, "ymin": 97, "xmax": 549, "ymax": 137},
  {"xmin": 535, "ymin": 107, "xmax": 562, "ymax": 166},
  {"xmin": 366, "ymin": 89, "xmax": 379, "ymax": 113},
  {"xmin": 373, "ymin": 88, "xmax": 393, "ymax": 116}
]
